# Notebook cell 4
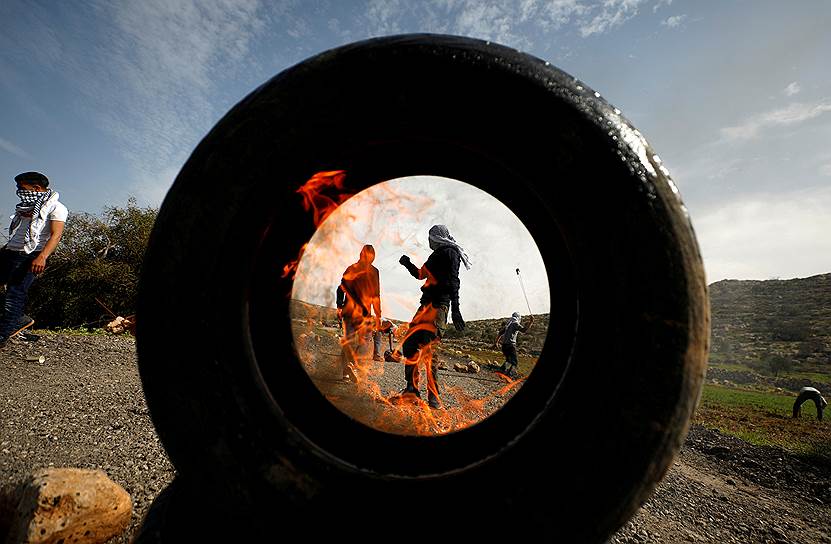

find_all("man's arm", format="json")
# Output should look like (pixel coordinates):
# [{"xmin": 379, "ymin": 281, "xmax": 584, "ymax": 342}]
[
  {"xmin": 31, "ymin": 220, "xmax": 64, "ymax": 274},
  {"xmin": 449, "ymin": 252, "xmax": 464, "ymax": 331},
  {"xmin": 336, "ymin": 282, "xmax": 346, "ymax": 308},
  {"xmin": 399, "ymin": 255, "xmax": 425, "ymax": 279},
  {"xmin": 520, "ymin": 315, "xmax": 535, "ymax": 332}
]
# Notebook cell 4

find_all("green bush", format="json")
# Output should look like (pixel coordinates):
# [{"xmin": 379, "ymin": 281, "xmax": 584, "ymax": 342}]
[
  {"xmin": 763, "ymin": 353, "xmax": 793, "ymax": 377},
  {"xmin": 25, "ymin": 198, "xmax": 156, "ymax": 328}
]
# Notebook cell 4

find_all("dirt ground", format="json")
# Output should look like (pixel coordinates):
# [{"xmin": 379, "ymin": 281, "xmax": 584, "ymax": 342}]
[
  {"xmin": 1, "ymin": 332, "xmax": 829, "ymax": 543},
  {"xmin": 293, "ymin": 321, "xmax": 527, "ymax": 435}
]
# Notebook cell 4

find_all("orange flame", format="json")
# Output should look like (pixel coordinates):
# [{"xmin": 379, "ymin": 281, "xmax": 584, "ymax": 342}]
[
  {"xmin": 296, "ymin": 170, "xmax": 352, "ymax": 226},
  {"xmin": 282, "ymin": 243, "xmax": 308, "ymax": 280},
  {"xmin": 283, "ymin": 170, "xmax": 352, "ymax": 280}
]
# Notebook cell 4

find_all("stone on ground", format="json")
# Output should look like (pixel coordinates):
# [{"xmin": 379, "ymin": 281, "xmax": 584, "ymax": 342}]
[{"xmin": 5, "ymin": 468, "xmax": 132, "ymax": 544}]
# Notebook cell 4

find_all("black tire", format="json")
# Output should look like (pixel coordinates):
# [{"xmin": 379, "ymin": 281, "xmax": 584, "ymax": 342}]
[{"xmin": 137, "ymin": 34, "xmax": 708, "ymax": 542}]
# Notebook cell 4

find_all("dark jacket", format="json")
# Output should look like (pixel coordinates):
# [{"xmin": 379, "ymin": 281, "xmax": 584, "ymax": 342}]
[
  {"xmin": 403, "ymin": 245, "xmax": 461, "ymax": 307},
  {"xmin": 500, "ymin": 318, "xmax": 529, "ymax": 346}
]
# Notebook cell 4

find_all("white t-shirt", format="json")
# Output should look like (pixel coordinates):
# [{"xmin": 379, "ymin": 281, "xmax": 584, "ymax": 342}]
[{"xmin": 6, "ymin": 192, "xmax": 68, "ymax": 253}]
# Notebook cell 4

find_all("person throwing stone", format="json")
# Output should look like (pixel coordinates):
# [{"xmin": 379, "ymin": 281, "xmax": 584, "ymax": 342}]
[
  {"xmin": 496, "ymin": 312, "xmax": 534, "ymax": 379},
  {"xmin": 395, "ymin": 224, "xmax": 470, "ymax": 409}
]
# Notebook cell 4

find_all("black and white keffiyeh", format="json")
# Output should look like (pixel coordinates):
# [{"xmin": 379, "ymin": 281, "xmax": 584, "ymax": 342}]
[
  {"xmin": 9, "ymin": 189, "xmax": 52, "ymax": 242},
  {"xmin": 427, "ymin": 224, "xmax": 472, "ymax": 270}
]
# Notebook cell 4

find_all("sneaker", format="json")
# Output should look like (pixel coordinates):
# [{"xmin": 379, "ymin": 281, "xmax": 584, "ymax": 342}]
[
  {"xmin": 15, "ymin": 331, "xmax": 40, "ymax": 342},
  {"xmin": 373, "ymin": 355, "xmax": 384, "ymax": 362},
  {"xmin": 342, "ymin": 362, "xmax": 359, "ymax": 383},
  {"xmin": 390, "ymin": 386, "xmax": 421, "ymax": 404},
  {"xmin": 11, "ymin": 315, "xmax": 35, "ymax": 336},
  {"xmin": 428, "ymin": 396, "xmax": 442, "ymax": 410}
]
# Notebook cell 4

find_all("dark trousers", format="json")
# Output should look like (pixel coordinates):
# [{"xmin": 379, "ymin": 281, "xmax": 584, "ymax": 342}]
[
  {"xmin": 0, "ymin": 249, "xmax": 38, "ymax": 340},
  {"xmin": 502, "ymin": 343, "xmax": 518, "ymax": 368},
  {"xmin": 401, "ymin": 303, "xmax": 448, "ymax": 402},
  {"xmin": 793, "ymin": 390, "xmax": 825, "ymax": 421},
  {"xmin": 402, "ymin": 329, "xmax": 440, "ymax": 400},
  {"xmin": 372, "ymin": 330, "xmax": 384, "ymax": 358}
]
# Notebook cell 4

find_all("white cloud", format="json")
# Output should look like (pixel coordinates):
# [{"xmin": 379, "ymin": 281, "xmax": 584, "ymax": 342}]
[
  {"xmin": 579, "ymin": 0, "xmax": 647, "ymax": 37},
  {"xmin": 661, "ymin": 14, "xmax": 686, "ymax": 28},
  {"xmin": 720, "ymin": 100, "xmax": 831, "ymax": 141},
  {"xmin": 362, "ymin": 0, "xmax": 638, "ymax": 50},
  {"xmin": 784, "ymin": 81, "xmax": 801, "ymax": 96},
  {"xmin": 365, "ymin": 0, "xmax": 405, "ymax": 34},
  {"xmin": 0, "ymin": 137, "xmax": 31, "ymax": 159},
  {"xmin": 653, "ymin": 0, "xmax": 672, "ymax": 12},
  {"xmin": 454, "ymin": 2, "xmax": 525, "ymax": 47},
  {"xmin": 82, "ymin": 0, "xmax": 267, "ymax": 201},
  {"xmin": 695, "ymin": 187, "xmax": 831, "ymax": 282}
]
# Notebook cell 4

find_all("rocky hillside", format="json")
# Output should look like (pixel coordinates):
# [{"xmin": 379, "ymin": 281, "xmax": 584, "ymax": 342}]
[
  {"xmin": 294, "ymin": 272, "xmax": 831, "ymax": 366},
  {"xmin": 710, "ymin": 273, "xmax": 831, "ymax": 366},
  {"xmin": 441, "ymin": 313, "xmax": 548, "ymax": 356}
]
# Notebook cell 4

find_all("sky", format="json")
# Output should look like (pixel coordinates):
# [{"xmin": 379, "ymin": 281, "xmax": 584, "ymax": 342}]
[
  {"xmin": 1, "ymin": 0, "xmax": 830, "ymax": 289},
  {"xmin": 292, "ymin": 176, "xmax": 549, "ymax": 321}
]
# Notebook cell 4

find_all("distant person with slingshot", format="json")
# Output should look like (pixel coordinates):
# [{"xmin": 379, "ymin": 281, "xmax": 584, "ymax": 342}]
[
  {"xmin": 495, "ymin": 268, "xmax": 535, "ymax": 379},
  {"xmin": 496, "ymin": 311, "xmax": 534, "ymax": 379}
]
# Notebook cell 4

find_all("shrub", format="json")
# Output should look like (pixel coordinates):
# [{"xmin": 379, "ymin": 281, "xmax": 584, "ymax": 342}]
[
  {"xmin": 763, "ymin": 353, "xmax": 793, "ymax": 377},
  {"xmin": 26, "ymin": 198, "xmax": 157, "ymax": 328}
]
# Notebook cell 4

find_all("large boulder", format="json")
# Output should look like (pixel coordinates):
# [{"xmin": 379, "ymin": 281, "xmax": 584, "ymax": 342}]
[{"xmin": 5, "ymin": 468, "xmax": 132, "ymax": 544}]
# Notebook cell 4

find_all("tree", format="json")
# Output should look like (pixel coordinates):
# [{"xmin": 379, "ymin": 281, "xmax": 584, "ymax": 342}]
[
  {"xmin": 763, "ymin": 353, "xmax": 793, "ymax": 377},
  {"xmin": 26, "ymin": 198, "xmax": 157, "ymax": 328}
]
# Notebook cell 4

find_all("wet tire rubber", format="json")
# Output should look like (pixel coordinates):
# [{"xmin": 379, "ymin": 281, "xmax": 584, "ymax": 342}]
[{"xmin": 137, "ymin": 34, "xmax": 708, "ymax": 542}]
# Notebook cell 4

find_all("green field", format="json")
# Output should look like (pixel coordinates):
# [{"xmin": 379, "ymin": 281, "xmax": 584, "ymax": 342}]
[{"xmin": 694, "ymin": 384, "xmax": 830, "ymax": 462}]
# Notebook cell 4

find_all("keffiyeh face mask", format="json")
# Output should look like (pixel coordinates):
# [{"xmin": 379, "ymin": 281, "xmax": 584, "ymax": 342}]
[
  {"xmin": 10, "ymin": 188, "xmax": 52, "ymax": 241},
  {"xmin": 16, "ymin": 188, "xmax": 45, "ymax": 206}
]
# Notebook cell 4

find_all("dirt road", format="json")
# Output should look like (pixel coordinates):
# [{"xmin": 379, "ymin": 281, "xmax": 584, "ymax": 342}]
[{"xmin": 1, "ymin": 333, "xmax": 829, "ymax": 543}]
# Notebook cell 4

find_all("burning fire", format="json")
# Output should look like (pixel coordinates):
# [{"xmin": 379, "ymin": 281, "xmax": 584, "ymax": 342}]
[
  {"xmin": 296, "ymin": 170, "xmax": 352, "ymax": 225},
  {"xmin": 282, "ymin": 171, "xmax": 352, "ymax": 280},
  {"xmin": 286, "ymin": 171, "xmax": 531, "ymax": 436}
]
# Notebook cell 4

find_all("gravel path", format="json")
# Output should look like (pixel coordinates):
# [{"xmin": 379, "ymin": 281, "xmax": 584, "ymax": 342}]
[
  {"xmin": 295, "ymin": 323, "xmax": 524, "ymax": 435},
  {"xmin": 612, "ymin": 424, "xmax": 831, "ymax": 543},
  {"xmin": 1, "ymin": 332, "xmax": 829, "ymax": 543},
  {"xmin": 0, "ymin": 332, "xmax": 174, "ymax": 543}
]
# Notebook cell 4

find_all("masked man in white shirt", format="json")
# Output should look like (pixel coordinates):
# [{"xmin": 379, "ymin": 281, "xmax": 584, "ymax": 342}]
[{"xmin": 0, "ymin": 172, "xmax": 68, "ymax": 346}]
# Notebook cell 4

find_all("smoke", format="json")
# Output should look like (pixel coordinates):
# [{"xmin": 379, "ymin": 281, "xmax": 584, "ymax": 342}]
[{"xmin": 291, "ymin": 175, "xmax": 550, "ymax": 322}]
